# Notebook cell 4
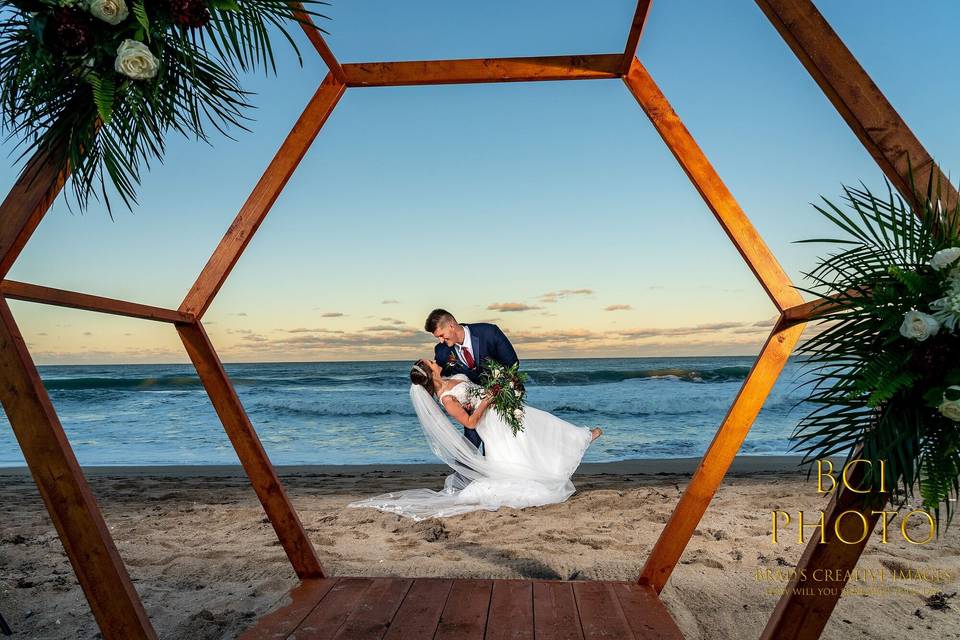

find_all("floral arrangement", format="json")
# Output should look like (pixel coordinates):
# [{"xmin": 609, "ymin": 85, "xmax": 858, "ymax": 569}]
[
  {"xmin": 793, "ymin": 176, "xmax": 960, "ymax": 532},
  {"xmin": 471, "ymin": 359, "xmax": 528, "ymax": 437},
  {"xmin": 0, "ymin": 0, "xmax": 327, "ymax": 213}
]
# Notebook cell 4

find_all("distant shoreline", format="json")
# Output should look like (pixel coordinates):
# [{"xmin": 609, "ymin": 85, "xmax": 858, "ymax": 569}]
[{"xmin": 0, "ymin": 455, "xmax": 835, "ymax": 477}]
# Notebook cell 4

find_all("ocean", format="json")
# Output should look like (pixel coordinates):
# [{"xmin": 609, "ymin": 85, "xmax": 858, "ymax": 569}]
[{"xmin": 0, "ymin": 356, "xmax": 816, "ymax": 467}]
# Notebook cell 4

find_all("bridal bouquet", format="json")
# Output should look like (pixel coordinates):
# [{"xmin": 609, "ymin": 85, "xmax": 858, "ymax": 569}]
[
  {"xmin": 471, "ymin": 360, "xmax": 528, "ymax": 436},
  {"xmin": 0, "ymin": 0, "xmax": 326, "ymax": 213},
  {"xmin": 794, "ymin": 177, "xmax": 960, "ymax": 532}
]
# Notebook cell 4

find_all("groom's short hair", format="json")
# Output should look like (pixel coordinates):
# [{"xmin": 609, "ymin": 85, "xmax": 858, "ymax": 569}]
[{"xmin": 425, "ymin": 309, "xmax": 456, "ymax": 332}]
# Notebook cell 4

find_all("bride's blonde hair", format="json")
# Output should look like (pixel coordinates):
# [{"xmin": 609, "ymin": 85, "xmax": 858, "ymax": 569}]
[{"xmin": 410, "ymin": 359, "xmax": 436, "ymax": 396}]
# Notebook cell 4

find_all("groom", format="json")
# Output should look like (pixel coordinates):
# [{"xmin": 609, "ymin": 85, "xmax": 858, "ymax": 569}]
[{"xmin": 424, "ymin": 308, "xmax": 519, "ymax": 450}]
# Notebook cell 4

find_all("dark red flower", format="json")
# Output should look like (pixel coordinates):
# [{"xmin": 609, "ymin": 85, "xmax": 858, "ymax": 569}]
[
  {"xmin": 491, "ymin": 384, "xmax": 502, "ymax": 395},
  {"xmin": 46, "ymin": 9, "xmax": 94, "ymax": 56},
  {"xmin": 160, "ymin": 0, "xmax": 211, "ymax": 28}
]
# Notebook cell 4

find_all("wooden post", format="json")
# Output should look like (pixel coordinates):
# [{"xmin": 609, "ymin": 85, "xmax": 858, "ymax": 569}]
[
  {"xmin": 0, "ymin": 280, "xmax": 194, "ymax": 324},
  {"xmin": 180, "ymin": 73, "xmax": 345, "ymax": 318},
  {"xmin": 621, "ymin": 1, "xmax": 653, "ymax": 73},
  {"xmin": 0, "ymin": 296, "xmax": 156, "ymax": 639},
  {"xmin": 0, "ymin": 146, "xmax": 68, "ymax": 279},
  {"xmin": 176, "ymin": 321, "xmax": 325, "ymax": 578},
  {"xmin": 341, "ymin": 54, "xmax": 623, "ymax": 87},
  {"xmin": 622, "ymin": 57, "xmax": 804, "ymax": 312},
  {"xmin": 755, "ymin": 0, "xmax": 958, "ymax": 216},
  {"xmin": 759, "ymin": 456, "xmax": 889, "ymax": 640},
  {"xmin": 638, "ymin": 317, "xmax": 806, "ymax": 592}
]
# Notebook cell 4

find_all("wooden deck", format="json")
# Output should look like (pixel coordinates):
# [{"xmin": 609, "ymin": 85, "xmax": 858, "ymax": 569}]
[{"xmin": 239, "ymin": 577, "xmax": 684, "ymax": 640}]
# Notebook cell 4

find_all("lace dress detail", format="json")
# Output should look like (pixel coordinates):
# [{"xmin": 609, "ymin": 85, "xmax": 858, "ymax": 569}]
[{"xmin": 438, "ymin": 374, "xmax": 479, "ymax": 406}]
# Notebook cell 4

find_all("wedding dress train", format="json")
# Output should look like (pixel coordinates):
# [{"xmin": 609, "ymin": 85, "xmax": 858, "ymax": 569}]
[{"xmin": 347, "ymin": 374, "xmax": 594, "ymax": 521}]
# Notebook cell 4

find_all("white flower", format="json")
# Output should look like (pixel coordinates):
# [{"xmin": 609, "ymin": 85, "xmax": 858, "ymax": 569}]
[
  {"xmin": 513, "ymin": 408, "xmax": 524, "ymax": 420},
  {"xmin": 114, "ymin": 39, "xmax": 158, "ymax": 80},
  {"xmin": 930, "ymin": 292, "xmax": 960, "ymax": 332},
  {"xmin": 899, "ymin": 309, "xmax": 940, "ymax": 341},
  {"xmin": 939, "ymin": 387, "xmax": 960, "ymax": 421},
  {"xmin": 947, "ymin": 265, "xmax": 960, "ymax": 291},
  {"xmin": 930, "ymin": 247, "xmax": 960, "ymax": 271},
  {"xmin": 492, "ymin": 369, "xmax": 501, "ymax": 380},
  {"xmin": 89, "ymin": 0, "xmax": 128, "ymax": 25}
]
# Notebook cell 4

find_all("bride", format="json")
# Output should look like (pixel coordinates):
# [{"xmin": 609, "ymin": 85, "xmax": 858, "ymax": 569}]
[{"xmin": 347, "ymin": 359, "xmax": 602, "ymax": 521}]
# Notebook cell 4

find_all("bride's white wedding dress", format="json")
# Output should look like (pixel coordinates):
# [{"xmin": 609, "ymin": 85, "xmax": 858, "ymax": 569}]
[{"xmin": 347, "ymin": 374, "xmax": 595, "ymax": 521}]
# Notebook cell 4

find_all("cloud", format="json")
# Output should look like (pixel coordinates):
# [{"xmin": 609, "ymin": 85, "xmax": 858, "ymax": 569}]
[
  {"xmin": 283, "ymin": 327, "xmax": 344, "ymax": 334},
  {"xmin": 321, "ymin": 312, "xmax": 345, "ymax": 318},
  {"xmin": 83, "ymin": 331, "xmax": 93, "ymax": 336},
  {"xmin": 539, "ymin": 289, "xmax": 594, "ymax": 303},
  {"xmin": 620, "ymin": 321, "xmax": 747, "ymax": 339},
  {"xmin": 232, "ymin": 312, "xmax": 248, "ymax": 317},
  {"xmin": 381, "ymin": 299, "xmax": 400, "ymax": 304},
  {"xmin": 604, "ymin": 304, "xmax": 633, "ymax": 312},
  {"xmin": 380, "ymin": 317, "xmax": 406, "ymax": 325},
  {"xmin": 487, "ymin": 302, "xmax": 543, "ymax": 313}
]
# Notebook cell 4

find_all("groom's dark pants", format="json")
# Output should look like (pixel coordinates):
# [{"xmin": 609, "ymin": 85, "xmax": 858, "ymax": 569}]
[{"xmin": 464, "ymin": 427, "xmax": 484, "ymax": 454}]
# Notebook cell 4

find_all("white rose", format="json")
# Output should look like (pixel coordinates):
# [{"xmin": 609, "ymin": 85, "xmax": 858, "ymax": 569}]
[
  {"xmin": 939, "ymin": 389, "xmax": 960, "ymax": 421},
  {"xmin": 114, "ymin": 39, "xmax": 159, "ymax": 80},
  {"xmin": 513, "ymin": 408, "xmax": 524, "ymax": 420},
  {"xmin": 930, "ymin": 247, "xmax": 960, "ymax": 271},
  {"xmin": 89, "ymin": 0, "xmax": 128, "ymax": 25},
  {"xmin": 899, "ymin": 310, "xmax": 940, "ymax": 341}
]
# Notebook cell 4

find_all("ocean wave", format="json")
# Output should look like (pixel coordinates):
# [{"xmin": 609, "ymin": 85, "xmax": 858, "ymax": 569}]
[
  {"xmin": 43, "ymin": 375, "xmax": 206, "ymax": 391},
  {"xmin": 42, "ymin": 366, "xmax": 755, "ymax": 392},
  {"xmin": 525, "ymin": 366, "xmax": 752, "ymax": 385}
]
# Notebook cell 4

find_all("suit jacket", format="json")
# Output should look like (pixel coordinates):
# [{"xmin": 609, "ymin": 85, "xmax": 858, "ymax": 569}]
[{"xmin": 434, "ymin": 323, "xmax": 519, "ymax": 384}]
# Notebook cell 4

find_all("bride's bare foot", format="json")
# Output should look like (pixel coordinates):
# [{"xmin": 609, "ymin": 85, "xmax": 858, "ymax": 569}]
[{"xmin": 590, "ymin": 427, "xmax": 603, "ymax": 442}]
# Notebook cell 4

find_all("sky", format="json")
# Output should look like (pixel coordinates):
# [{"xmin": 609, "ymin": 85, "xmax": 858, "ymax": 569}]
[{"xmin": 3, "ymin": 0, "xmax": 959, "ymax": 364}]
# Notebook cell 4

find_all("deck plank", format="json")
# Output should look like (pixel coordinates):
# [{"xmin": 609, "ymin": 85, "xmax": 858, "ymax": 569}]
[
  {"xmin": 241, "ymin": 578, "xmax": 683, "ymax": 640},
  {"xmin": 613, "ymin": 583, "xmax": 684, "ymax": 640},
  {"xmin": 572, "ymin": 582, "xmax": 636, "ymax": 640},
  {"xmin": 382, "ymin": 578, "xmax": 453, "ymax": 640},
  {"xmin": 332, "ymin": 578, "xmax": 413, "ymax": 640},
  {"xmin": 238, "ymin": 578, "xmax": 338, "ymax": 640},
  {"xmin": 290, "ymin": 577, "xmax": 374, "ymax": 640},
  {"xmin": 532, "ymin": 582, "xmax": 584, "ymax": 640},
  {"xmin": 433, "ymin": 579, "xmax": 492, "ymax": 640},
  {"xmin": 486, "ymin": 580, "xmax": 533, "ymax": 640}
]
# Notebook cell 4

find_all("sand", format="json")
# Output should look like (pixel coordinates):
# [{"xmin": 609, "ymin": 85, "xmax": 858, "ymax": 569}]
[{"xmin": 1, "ymin": 457, "xmax": 957, "ymax": 639}]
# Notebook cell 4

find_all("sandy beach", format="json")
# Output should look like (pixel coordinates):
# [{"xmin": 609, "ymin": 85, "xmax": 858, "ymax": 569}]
[{"xmin": 1, "ymin": 456, "xmax": 957, "ymax": 639}]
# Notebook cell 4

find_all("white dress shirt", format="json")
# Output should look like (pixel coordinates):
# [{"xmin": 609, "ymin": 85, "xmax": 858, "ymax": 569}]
[{"xmin": 455, "ymin": 324, "xmax": 476, "ymax": 367}]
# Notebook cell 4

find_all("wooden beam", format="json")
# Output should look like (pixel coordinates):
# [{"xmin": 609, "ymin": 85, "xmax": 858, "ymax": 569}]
[
  {"xmin": 0, "ymin": 145, "xmax": 68, "ymax": 280},
  {"xmin": 180, "ymin": 73, "xmax": 345, "ymax": 318},
  {"xmin": 290, "ymin": 2, "xmax": 346, "ymax": 84},
  {"xmin": 623, "ymin": 58, "xmax": 805, "ymax": 312},
  {"xmin": 175, "ymin": 321, "xmax": 324, "ymax": 579},
  {"xmin": 0, "ymin": 296, "xmax": 156, "ymax": 639},
  {"xmin": 756, "ymin": 0, "xmax": 958, "ymax": 216},
  {"xmin": 638, "ymin": 317, "xmax": 806, "ymax": 592},
  {"xmin": 341, "ymin": 54, "xmax": 623, "ymax": 87},
  {"xmin": 621, "ymin": 1, "xmax": 654, "ymax": 74},
  {"xmin": 780, "ymin": 289, "xmax": 868, "ymax": 327},
  {"xmin": 0, "ymin": 279, "xmax": 194, "ymax": 324},
  {"xmin": 760, "ymin": 454, "xmax": 888, "ymax": 640}
]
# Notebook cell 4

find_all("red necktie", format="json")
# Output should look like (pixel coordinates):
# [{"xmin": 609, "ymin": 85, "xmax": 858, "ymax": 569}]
[{"xmin": 462, "ymin": 346, "xmax": 475, "ymax": 368}]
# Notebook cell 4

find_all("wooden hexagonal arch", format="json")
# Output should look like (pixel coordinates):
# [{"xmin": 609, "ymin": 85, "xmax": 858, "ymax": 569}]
[{"xmin": 0, "ymin": 2, "xmax": 955, "ymax": 639}]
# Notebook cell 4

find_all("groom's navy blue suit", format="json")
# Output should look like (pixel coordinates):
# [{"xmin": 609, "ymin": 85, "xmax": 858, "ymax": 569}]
[{"xmin": 434, "ymin": 322, "xmax": 519, "ymax": 450}]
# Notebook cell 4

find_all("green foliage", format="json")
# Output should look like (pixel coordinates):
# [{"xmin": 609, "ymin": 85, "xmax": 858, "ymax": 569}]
[
  {"xmin": 793, "ymin": 174, "xmax": 960, "ymax": 534},
  {"xmin": 0, "ymin": 0, "xmax": 330, "ymax": 216},
  {"xmin": 472, "ymin": 360, "xmax": 528, "ymax": 437}
]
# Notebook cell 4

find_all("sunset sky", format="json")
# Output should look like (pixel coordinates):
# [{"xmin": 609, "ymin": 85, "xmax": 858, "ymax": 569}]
[{"xmin": 3, "ymin": 0, "xmax": 958, "ymax": 364}]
